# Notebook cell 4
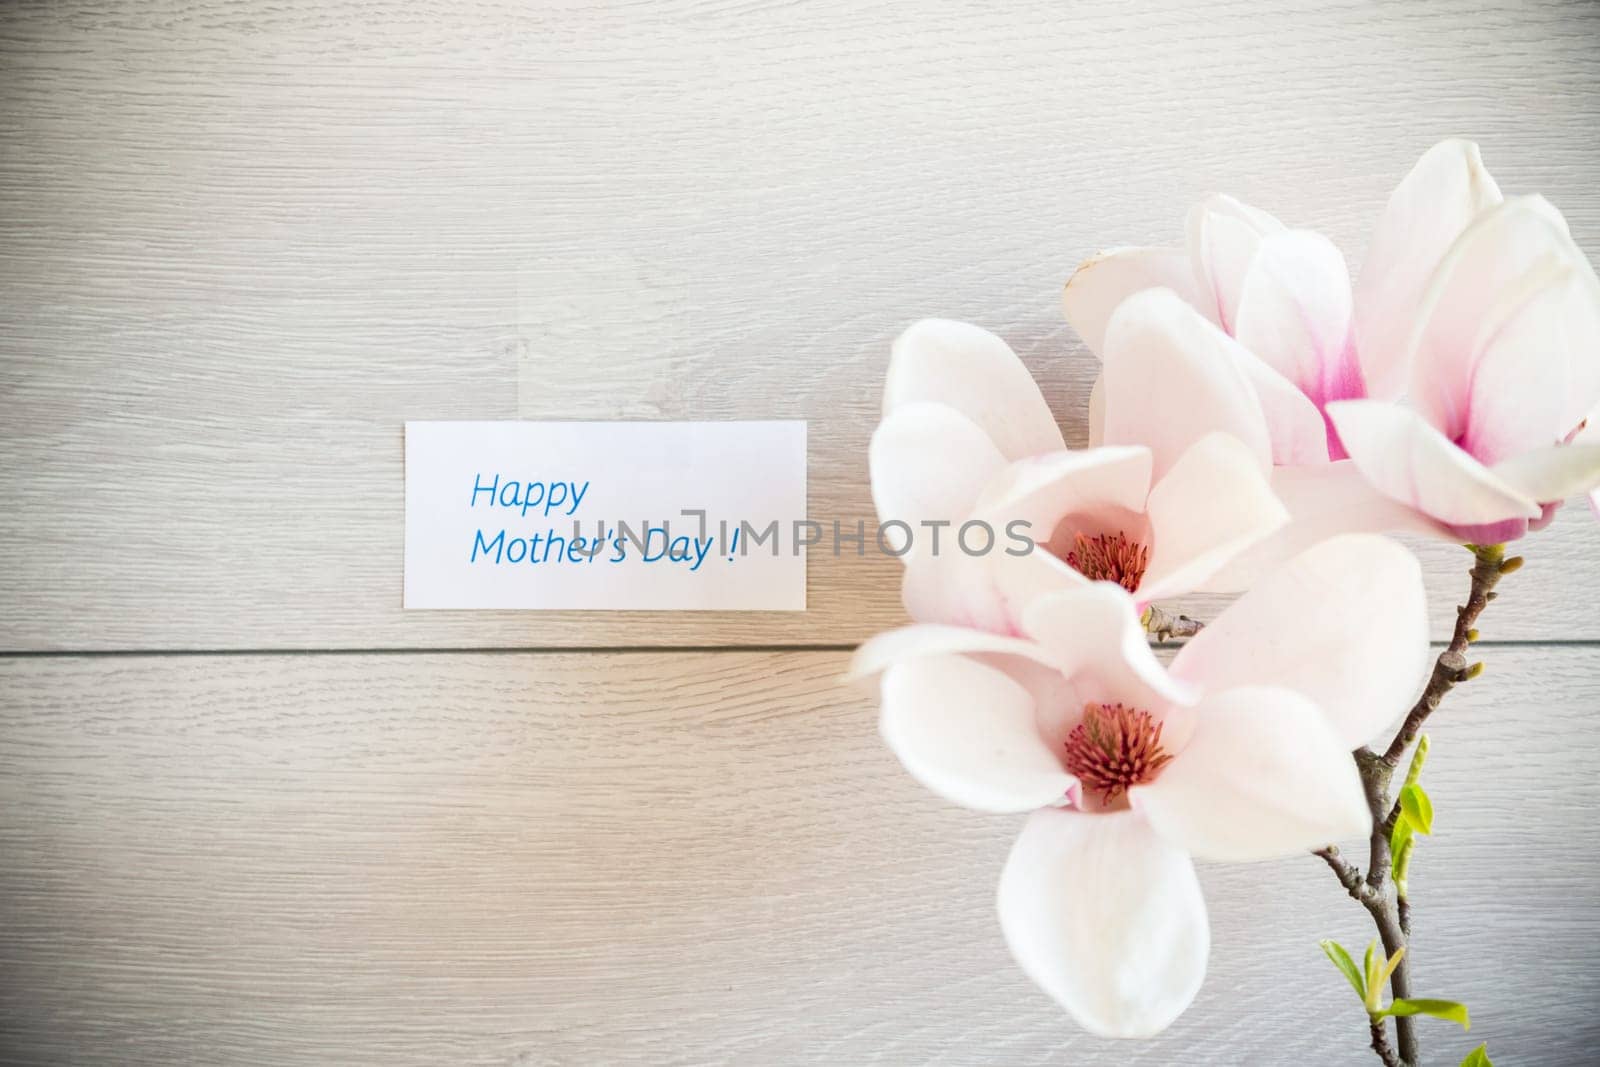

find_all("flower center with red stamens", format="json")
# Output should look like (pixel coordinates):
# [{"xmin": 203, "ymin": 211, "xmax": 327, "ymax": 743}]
[
  {"xmin": 1064, "ymin": 531, "xmax": 1148, "ymax": 592},
  {"xmin": 1063, "ymin": 702, "xmax": 1172, "ymax": 803}
]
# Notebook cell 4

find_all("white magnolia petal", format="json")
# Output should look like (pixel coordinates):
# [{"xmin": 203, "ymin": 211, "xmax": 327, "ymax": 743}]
[
  {"xmin": 1063, "ymin": 246, "xmax": 1211, "ymax": 358},
  {"xmin": 998, "ymin": 808, "xmax": 1209, "ymax": 1038},
  {"xmin": 881, "ymin": 655, "xmax": 1076, "ymax": 813},
  {"xmin": 1101, "ymin": 288, "xmax": 1275, "ymax": 478},
  {"xmin": 885, "ymin": 319, "xmax": 1065, "ymax": 461},
  {"xmin": 971, "ymin": 446, "xmax": 1153, "ymax": 535},
  {"xmin": 1170, "ymin": 534, "xmax": 1430, "ymax": 748},
  {"xmin": 1563, "ymin": 255, "xmax": 1600, "ymax": 431},
  {"xmin": 1235, "ymin": 229, "xmax": 1363, "ymax": 408},
  {"xmin": 1464, "ymin": 260, "xmax": 1600, "ymax": 464},
  {"xmin": 1406, "ymin": 196, "xmax": 1577, "ymax": 440},
  {"xmin": 899, "ymin": 548, "xmax": 1012, "ymax": 632},
  {"xmin": 892, "ymin": 446, "xmax": 1152, "ymax": 633},
  {"xmin": 1574, "ymin": 415, "xmax": 1600, "ymax": 520},
  {"xmin": 1139, "ymin": 433, "xmax": 1289, "ymax": 603},
  {"xmin": 1326, "ymin": 399, "xmax": 1541, "ymax": 525},
  {"xmin": 973, "ymin": 647, "xmax": 1087, "ymax": 758},
  {"xmin": 869, "ymin": 402, "xmax": 1007, "ymax": 527},
  {"xmin": 1354, "ymin": 139, "xmax": 1504, "ymax": 398},
  {"xmin": 1021, "ymin": 584, "xmax": 1197, "ymax": 711},
  {"xmin": 849, "ymin": 623, "xmax": 1056, "ymax": 680},
  {"xmin": 1087, "ymin": 371, "xmax": 1105, "ymax": 448},
  {"xmin": 984, "ymin": 548, "xmax": 1093, "ymax": 637},
  {"xmin": 1492, "ymin": 443, "xmax": 1600, "ymax": 503},
  {"xmin": 1187, "ymin": 193, "xmax": 1287, "ymax": 333},
  {"xmin": 1132, "ymin": 685, "xmax": 1371, "ymax": 861},
  {"xmin": 1203, "ymin": 461, "xmax": 1451, "ymax": 591}
]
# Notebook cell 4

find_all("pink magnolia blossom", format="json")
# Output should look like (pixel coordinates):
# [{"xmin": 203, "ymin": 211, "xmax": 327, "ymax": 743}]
[
  {"xmin": 870, "ymin": 319, "xmax": 1286, "ymax": 632},
  {"xmin": 852, "ymin": 534, "xmax": 1429, "ymax": 1036},
  {"xmin": 1065, "ymin": 140, "xmax": 1600, "ymax": 553}
]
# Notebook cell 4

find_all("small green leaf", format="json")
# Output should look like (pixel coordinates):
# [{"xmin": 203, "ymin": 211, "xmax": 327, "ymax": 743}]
[
  {"xmin": 1390, "ymin": 814, "xmax": 1415, "ymax": 861},
  {"xmin": 1399, "ymin": 783, "xmax": 1434, "ymax": 835},
  {"xmin": 1320, "ymin": 939, "xmax": 1365, "ymax": 1000},
  {"xmin": 1362, "ymin": 940, "xmax": 1383, "ymax": 1012},
  {"xmin": 1374, "ymin": 946, "xmax": 1406, "ymax": 992},
  {"xmin": 1381, "ymin": 998, "xmax": 1470, "ymax": 1030},
  {"xmin": 1393, "ymin": 834, "xmax": 1416, "ymax": 897},
  {"xmin": 1403, "ymin": 734, "xmax": 1430, "ymax": 789},
  {"xmin": 1460, "ymin": 1043, "xmax": 1493, "ymax": 1067}
]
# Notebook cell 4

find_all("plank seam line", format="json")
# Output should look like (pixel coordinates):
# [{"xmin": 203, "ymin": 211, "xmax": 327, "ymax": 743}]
[
  {"xmin": 0, "ymin": 644, "xmax": 859, "ymax": 658},
  {"xmin": 0, "ymin": 640, "xmax": 1594, "ymax": 658}
]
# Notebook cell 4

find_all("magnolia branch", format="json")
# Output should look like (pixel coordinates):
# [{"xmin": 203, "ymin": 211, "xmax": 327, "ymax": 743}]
[
  {"xmin": 1146, "ymin": 547, "xmax": 1514, "ymax": 1065},
  {"xmin": 1369, "ymin": 1019, "xmax": 1403, "ymax": 1067},
  {"xmin": 1315, "ymin": 543, "xmax": 1517, "ymax": 1067},
  {"xmin": 1381, "ymin": 545, "xmax": 1512, "ymax": 770}
]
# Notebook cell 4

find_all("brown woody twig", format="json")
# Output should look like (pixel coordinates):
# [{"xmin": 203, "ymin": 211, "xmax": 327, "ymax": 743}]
[
  {"xmin": 1141, "ymin": 604, "xmax": 1204, "ymax": 640},
  {"xmin": 1316, "ymin": 543, "xmax": 1518, "ymax": 1067}
]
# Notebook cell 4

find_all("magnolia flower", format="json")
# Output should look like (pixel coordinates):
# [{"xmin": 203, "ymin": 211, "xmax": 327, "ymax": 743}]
[
  {"xmin": 852, "ymin": 534, "xmax": 1429, "ymax": 1036},
  {"xmin": 869, "ymin": 319, "xmax": 1286, "ymax": 632},
  {"xmin": 1065, "ymin": 139, "xmax": 1600, "ymax": 552}
]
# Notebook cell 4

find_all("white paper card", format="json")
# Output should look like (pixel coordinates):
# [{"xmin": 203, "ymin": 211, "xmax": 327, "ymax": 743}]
[{"xmin": 404, "ymin": 421, "xmax": 807, "ymax": 610}]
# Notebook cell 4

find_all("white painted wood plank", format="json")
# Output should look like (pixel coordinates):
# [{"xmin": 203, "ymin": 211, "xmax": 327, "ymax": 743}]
[
  {"xmin": 0, "ymin": 648, "xmax": 1595, "ymax": 1065},
  {"xmin": 3, "ymin": 1, "xmax": 1600, "ymax": 648}
]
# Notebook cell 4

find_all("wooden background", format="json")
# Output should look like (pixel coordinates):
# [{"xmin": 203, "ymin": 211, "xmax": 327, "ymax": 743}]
[{"xmin": 2, "ymin": 1, "xmax": 1597, "ymax": 1063}]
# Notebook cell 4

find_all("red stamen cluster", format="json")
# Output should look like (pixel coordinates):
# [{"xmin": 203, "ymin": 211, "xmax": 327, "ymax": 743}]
[
  {"xmin": 1064, "ymin": 531, "xmax": 1148, "ymax": 592},
  {"xmin": 1063, "ymin": 702, "xmax": 1173, "ymax": 802}
]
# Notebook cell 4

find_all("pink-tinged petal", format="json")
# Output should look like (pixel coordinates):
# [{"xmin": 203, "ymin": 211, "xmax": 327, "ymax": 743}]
[
  {"xmin": 1406, "ymin": 196, "xmax": 1577, "ymax": 441},
  {"xmin": 1234, "ymin": 229, "xmax": 1364, "ymax": 412},
  {"xmin": 1101, "ymin": 288, "xmax": 1275, "ymax": 478},
  {"xmin": 869, "ymin": 402, "xmax": 1007, "ymax": 527},
  {"xmin": 1228, "ymin": 340, "xmax": 1335, "ymax": 466},
  {"xmin": 997, "ymin": 808, "xmax": 1208, "ymax": 1037},
  {"xmin": 1132, "ymin": 685, "xmax": 1370, "ymax": 862},
  {"xmin": 1063, "ymin": 246, "xmax": 1211, "ymax": 358},
  {"xmin": 1354, "ymin": 139, "xmax": 1504, "ymax": 399},
  {"xmin": 1021, "ymin": 584, "xmax": 1197, "ymax": 712},
  {"xmin": 1187, "ymin": 193, "xmax": 1286, "ymax": 334},
  {"xmin": 1139, "ymin": 433, "xmax": 1288, "ymax": 602},
  {"xmin": 1492, "ymin": 443, "xmax": 1600, "ymax": 504},
  {"xmin": 971, "ymin": 446, "xmax": 1154, "ymax": 536},
  {"xmin": 880, "ymin": 655, "xmax": 1077, "ymax": 813},
  {"xmin": 1170, "ymin": 534, "xmax": 1429, "ymax": 748},
  {"xmin": 1326, "ymin": 399, "xmax": 1541, "ymax": 525},
  {"xmin": 1463, "ymin": 260, "xmax": 1600, "ymax": 464},
  {"xmin": 1442, "ymin": 512, "xmax": 1554, "ymax": 545},
  {"xmin": 1531, "ymin": 501, "xmax": 1562, "ymax": 532},
  {"xmin": 1204, "ymin": 462, "xmax": 1451, "ymax": 591},
  {"xmin": 849, "ymin": 623, "xmax": 1057, "ymax": 680},
  {"xmin": 885, "ymin": 319, "xmax": 1065, "ymax": 461}
]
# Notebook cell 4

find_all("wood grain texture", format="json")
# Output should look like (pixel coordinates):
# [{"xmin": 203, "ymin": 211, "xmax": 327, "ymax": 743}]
[
  {"xmin": 3, "ymin": 7, "xmax": 1599, "ymax": 1065},
  {"xmin": 3, "ymin": 0, "xmax": 1600, "ymax": 648},
  {"xmin": 0, "ymin": 648, "xmax": 1595, "ymax": 1066}
]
